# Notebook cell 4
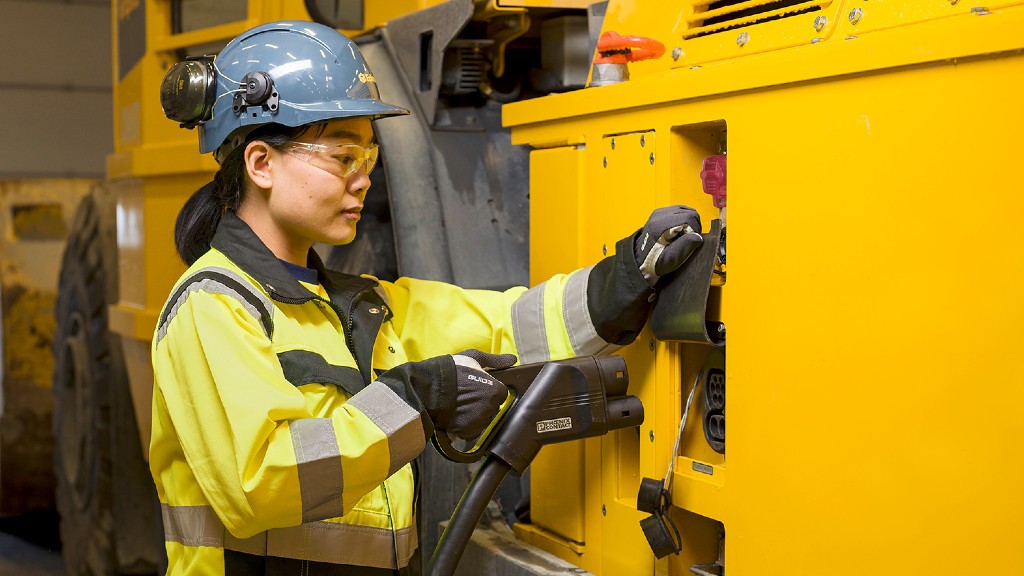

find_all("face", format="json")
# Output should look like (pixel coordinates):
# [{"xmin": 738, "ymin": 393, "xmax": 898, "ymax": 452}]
[{"xmin": 241, "ymin": 117, "xmax": 376, "ymax": 263}]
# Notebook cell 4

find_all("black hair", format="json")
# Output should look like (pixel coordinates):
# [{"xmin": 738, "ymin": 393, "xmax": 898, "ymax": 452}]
[{"xmin": 174, "ymin": 123, "xmax": 314, "ymax": 265}]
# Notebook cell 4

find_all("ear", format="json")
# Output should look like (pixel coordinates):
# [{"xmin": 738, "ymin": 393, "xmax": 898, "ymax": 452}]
[{"xmin": 244, "ymin": 140, "xmax": 275, "ymax": 189}]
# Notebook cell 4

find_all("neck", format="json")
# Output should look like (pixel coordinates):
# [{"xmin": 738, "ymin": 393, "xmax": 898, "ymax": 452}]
[{"xmin": 235, "ymin": 205, "xmax": 311, "ymax": 266}]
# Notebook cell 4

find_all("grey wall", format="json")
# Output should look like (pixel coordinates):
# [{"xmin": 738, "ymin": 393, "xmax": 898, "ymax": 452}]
[{"xmin": 0, "ymin": 0, "xmax": 112, "ymax": 178}]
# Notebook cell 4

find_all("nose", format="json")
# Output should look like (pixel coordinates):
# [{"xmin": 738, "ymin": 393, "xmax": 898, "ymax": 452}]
[{"xmin": 348, "ymin": 167, "xmax": 371, "ymax": 198}]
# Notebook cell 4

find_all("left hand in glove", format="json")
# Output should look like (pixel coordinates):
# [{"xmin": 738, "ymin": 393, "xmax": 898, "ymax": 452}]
[{"xmin": 634, "ymin": 206, "xmax": 704, "ymax": 287}]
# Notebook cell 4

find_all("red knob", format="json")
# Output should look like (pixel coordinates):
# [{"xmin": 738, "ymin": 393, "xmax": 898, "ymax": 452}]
[
  {"xmin": 595, "ymin": 31, "xmax": 665, "ymax": 64},
  {"xmin": 701, "ymin": 155, "xmax": 727, "ymax": 208}
]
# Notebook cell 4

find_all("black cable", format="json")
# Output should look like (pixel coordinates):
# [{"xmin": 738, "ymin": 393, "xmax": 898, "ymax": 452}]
[{"xmin": 428, "ymin": 456, "xmax": 513, "ymax": 576}]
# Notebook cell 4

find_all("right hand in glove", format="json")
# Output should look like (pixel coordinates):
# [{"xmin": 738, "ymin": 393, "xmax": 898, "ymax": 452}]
[
  {"xmin": 634, "ymin": 205, "xmax": 703, "ymax": 288},
  {"xmin": 375, "ymin": 349, "xmax": 517, "ymax": 440}
]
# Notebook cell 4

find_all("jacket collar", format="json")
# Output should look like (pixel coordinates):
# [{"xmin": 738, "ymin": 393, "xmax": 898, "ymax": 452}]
[
  {"xmin": 210, "ymin": 211, "xmax": 378, "ymax": 305},
  {"xmin": 211, "ymin": 212, "xmax": 391, "ymax": 387}
]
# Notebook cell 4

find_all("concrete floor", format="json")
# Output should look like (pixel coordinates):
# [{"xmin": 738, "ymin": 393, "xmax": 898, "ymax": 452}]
[
  {"xmin": 0, "ymin": 512, "xmax": 65, "ymax": 576},
  {"xmin": 0, "ymin": 531, "xmax": 65, "ymax": 575}
]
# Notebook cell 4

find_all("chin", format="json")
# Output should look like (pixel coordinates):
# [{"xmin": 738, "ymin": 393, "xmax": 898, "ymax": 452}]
[{"xmin": 326, "ymin": 229, "xmax": 357, "ymax": 246}]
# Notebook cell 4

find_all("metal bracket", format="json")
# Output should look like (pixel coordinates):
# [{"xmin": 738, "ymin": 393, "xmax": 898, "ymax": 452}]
[{"xmin": 382, "ymin": 0, "xmax": 474, "ymax": 125}]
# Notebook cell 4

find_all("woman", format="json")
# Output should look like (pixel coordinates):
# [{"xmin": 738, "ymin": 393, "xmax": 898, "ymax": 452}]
[{"xmin": 152, "ymin": 20, "xmax": 703, "ymax": 576}]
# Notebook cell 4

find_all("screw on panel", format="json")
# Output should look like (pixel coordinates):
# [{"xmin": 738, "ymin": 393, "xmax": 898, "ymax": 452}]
[
  {"xmin": 611, "ymin": 138, "xmax": 616, "ymax": 150},
  {"xmin": 671, "ymin": 47, "xmax": 683, "ymax": 61},
  {"xmin": 640, "ymin": 135, "xmax": 646, "ymax": 147},
  {"xmin": 649, "ymin": 430, "xmax": 655, "ymax": 442},
  {"xmin": 849, "ymin": 7, "xmax": 863, "ymax": 24},
  {"xmin": 736, "ymin": 32, "xmax": 749, "ymax": 47},
  {"xmin": 813, "ymin": 15, "xmax": 827, "ymax": 31},
  {"xmin": 649, "ymin": 152, "xmax": 655, "ymax": 165},
  {"xmin": 603, "ymin": 157, "xmax": 608, "ymax": 168},
  {"xmin": 602, "ymin": 505, "xmax": 607, "ymax": 516},
  {"xmin": 649, "ymin": 339, "xmax": 655, "ymax": 351},
  {"xmin": 602, "ymin": 244, "xmax": 608, "ymax": 256}
]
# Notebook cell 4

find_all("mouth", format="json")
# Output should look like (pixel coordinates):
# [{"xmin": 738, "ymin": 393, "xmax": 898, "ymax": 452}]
[{"xmin": 341, "ymin": 207, "xmax": 362, "ymax": 221}]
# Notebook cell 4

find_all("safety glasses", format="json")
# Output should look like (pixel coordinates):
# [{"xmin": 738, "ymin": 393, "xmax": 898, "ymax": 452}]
[{"xmin": 283, "ymin": 141, "xmax": 379, "ymax": 178}]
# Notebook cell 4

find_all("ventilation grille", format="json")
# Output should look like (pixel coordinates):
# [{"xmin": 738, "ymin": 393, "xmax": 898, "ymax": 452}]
[{"xmin": 683, "ymin": 0, "xmax": 832, "ymax": 38}]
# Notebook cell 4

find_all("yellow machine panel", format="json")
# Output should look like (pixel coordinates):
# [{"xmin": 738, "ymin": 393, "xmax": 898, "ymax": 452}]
[
  {"xmin": 46, "ymin": 0, "xmax": 1021, "ymax": 574},
  {"xmin": 507, "ymin": 1, "xmax": 1024, "ymax": 574}
]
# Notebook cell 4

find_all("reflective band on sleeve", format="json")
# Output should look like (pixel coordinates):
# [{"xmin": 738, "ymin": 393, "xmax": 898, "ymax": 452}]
[
  {"xmin": 267, "ymin": 520, "xmax": 418, "ymax": 569},
  {"xmin": 347, "ymin": 381, "xmax": 425, "ymax": 477},
  {"xmin": 562, "ymin": 267, "xmax": 618, "ymax": 356},
  {"xmin": 161, "ymin": 504, "xmax": 224, "ymax": 548},
  {"xmin": 511, "ymin": 282, "xmax": 550, "ymax": 363},
  {"xmin": 156, "ymin": 266, "xmax": 274, "ymax": 345},
  {"xmin": 290, "ymin": 418, "xmax": 345, "ymax": 523}
]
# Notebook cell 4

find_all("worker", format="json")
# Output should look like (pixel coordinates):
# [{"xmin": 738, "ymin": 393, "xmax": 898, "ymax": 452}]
[{"xmin": 152, "ymin": 20, "xmax": 703, "ymax": 576}]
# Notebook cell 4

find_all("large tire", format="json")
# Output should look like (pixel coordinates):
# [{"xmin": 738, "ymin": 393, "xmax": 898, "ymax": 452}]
[{"xmin": 52, "ymin": 191, "xmax": 161, "ymax": 575}]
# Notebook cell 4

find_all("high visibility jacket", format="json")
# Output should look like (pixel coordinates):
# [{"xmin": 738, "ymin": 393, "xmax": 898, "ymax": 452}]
[{"xmin": 150, "ymin": 212, "xmax": 653, "ymax": 575}]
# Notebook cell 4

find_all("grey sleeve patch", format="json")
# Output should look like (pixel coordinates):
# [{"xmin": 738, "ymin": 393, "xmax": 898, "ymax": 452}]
[
  {"xmin": 347, "ymin": 381, "xmax": 425, "ymax": 477},
  {"xmin": 156, "ymin": 266, "xmax": 274, "ymax": 345},
  {"xmin": 290, "ymin": 418, "xmax": 344, "ymax": 523},
  {"xmin": 161, "ymin": 504, "xmax": 224, "ymax": 548},
  {"xmin": 562, "ymin": 267, "xmax": 619, "ymax": 357},
  {"xmin": 511, "ymin": 282, "xmax": 550, "ymax": 364}
]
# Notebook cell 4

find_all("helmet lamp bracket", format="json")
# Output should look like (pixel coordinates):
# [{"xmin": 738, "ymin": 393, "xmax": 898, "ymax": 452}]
[{"xmin": 233, "ymin": 71, "xmax": 279, "ymax": 118}]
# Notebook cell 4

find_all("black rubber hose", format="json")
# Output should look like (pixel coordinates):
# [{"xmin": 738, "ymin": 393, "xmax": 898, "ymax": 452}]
[{"xmin": 428, "ymin": 456, "xmax": 513, "ymax": 576}]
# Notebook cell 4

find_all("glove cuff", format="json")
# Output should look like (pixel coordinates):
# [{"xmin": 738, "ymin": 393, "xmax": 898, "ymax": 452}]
[
  {"xmin": 584, "ymin": 232, "xmax": 656, "ymax": 346},
  {"xmin": 375, "ymin": 355, "xmax": 459, "ymax": 438}
]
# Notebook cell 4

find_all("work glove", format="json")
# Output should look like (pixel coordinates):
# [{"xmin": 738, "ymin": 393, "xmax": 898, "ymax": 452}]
[
  {"xmin": 633, "ymin": 206, "xmax": 704, "ymax": 288},
  {"xmin": 378, "ymin": 349, "xmax": 517, "ymax": 440}
]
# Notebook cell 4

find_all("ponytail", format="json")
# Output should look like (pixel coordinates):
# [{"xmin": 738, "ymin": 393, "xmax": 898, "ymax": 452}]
[
  {"xmin": 175, "ymin": 182, "xmax": 222, "ymax": 265},
  {"xmin": 173, "ymin": 123, "xmax": 315, "ymax": 264},
  {"xmin": 174, "ymin": 146, "xmax": 247, "ymax": 264}
]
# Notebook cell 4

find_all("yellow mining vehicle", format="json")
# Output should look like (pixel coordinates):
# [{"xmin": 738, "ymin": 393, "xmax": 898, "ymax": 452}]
[{"xmin": 50, "ymin": 0, "xmax": 1023, "ymax": 575}]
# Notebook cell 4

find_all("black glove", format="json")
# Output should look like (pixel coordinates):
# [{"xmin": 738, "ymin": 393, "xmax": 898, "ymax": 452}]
[
  {"xmin": 446, "ymin": 350, "xmax": 517, "ymax": 439},
  {"xmin": 633, "ymin": 206, "xmax": 703, "ymax": 287},
  {"xmin": 377, "ymin": 349, "xmax": 516, "ymax": 440}
]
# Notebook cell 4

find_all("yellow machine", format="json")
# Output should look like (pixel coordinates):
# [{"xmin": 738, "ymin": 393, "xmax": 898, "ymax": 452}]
[{"xmin": 48, "ymin": 0, "xmax": 1023, "ymax": 574}]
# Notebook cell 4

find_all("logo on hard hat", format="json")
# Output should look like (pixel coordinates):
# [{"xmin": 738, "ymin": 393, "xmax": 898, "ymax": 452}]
[{"xmin": 357, "ymin": 72, "xmax": 376, "ymax": 84}]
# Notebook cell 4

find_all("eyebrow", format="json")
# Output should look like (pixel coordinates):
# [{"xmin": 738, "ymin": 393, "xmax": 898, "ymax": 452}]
[{"xmin": 325, "ymin": 129, "xmax": 376, "ymax": 146}]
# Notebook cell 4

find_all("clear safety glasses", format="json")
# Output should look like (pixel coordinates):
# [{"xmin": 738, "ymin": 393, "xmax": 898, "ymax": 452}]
[{"xmin": 283, "ymin": 141, "xmax": 380, "ymax": 178}]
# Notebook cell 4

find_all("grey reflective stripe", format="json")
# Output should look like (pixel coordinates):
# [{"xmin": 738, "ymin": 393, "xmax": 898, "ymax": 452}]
[
  {"xmin": 290, "ymin": 418, "xmax": 344, "ymax": 523},
  {"xmin": 511, "ymin": 282, "xmax": 550, "ymax": 363},
  {"xmin": 162, "ymin": 503, "xmax": 224, "ymax": 548},
  {"xmin": 225, "ymin": 531, "xmax": 267, "ymax": 555},
  {"xmin": 156, "ymin": 266, "xmax": 274, "ymax": 345},
  {"xmin": 346, "ymin": 381, "xmax": 425, "ymax": 477},
  {"xmin": 562, "ymin": 267, "xmax": 618, "ymax": 356},
  {"xmin": 161, "ymin": 504, "xmax": 415, "ymax": 568},
  {"xmin": 266, "ymin": 521, "xmax": 418, "ymax": 569}
]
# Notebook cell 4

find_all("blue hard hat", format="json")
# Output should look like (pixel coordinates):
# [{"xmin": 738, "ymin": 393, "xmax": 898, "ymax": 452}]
[{"xmin": 183, "ymin": 21, "xmax": 408, "ymax": 157}]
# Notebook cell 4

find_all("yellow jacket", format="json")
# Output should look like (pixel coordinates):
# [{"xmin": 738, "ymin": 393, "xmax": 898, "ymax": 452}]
[{"xmin": 150, "ymin": 212, "xmax": 653, "ymax": 575}]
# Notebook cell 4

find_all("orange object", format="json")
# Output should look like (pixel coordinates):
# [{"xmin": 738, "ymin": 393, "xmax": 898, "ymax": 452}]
[{"xmin": 594, "ymin": 31, "xmax": 665, "ymax": 64}]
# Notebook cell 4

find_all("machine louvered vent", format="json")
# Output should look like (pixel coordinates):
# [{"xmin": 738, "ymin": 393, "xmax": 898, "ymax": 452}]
[{"xmin": 684, "ymin": 0, "xmax": 832, "ymax": 38}]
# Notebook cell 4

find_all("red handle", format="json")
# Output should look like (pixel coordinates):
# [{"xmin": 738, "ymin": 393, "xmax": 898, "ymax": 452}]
[{"xmin": 595, "ymin": 31, "xmax": 665, "ymax": 64}]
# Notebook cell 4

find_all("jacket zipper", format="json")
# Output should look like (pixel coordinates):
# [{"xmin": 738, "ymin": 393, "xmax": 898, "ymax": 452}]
[{"xmin": 272, "ymin": 283, "xmax": 372, "ymax": 380}]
